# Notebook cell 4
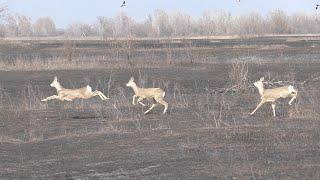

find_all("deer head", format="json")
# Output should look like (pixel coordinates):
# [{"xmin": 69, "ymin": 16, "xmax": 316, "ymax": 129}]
[{"xmin": 126, "ymin": 77, "xmax": 135, "ymax": 87}]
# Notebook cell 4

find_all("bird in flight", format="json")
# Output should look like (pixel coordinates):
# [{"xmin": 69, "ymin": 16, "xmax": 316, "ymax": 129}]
[
  {"xmin": 316, "ymin": 4, "xmax": 320, "ymax": 10},
  {"xmin": 121, "ymin": 1, "xmax": 126, "ymax": 7}
]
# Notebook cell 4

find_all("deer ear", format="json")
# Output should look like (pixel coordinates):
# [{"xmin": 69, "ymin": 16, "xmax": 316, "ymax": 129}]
[
  {"xmin": 260, "ymin": 77, "xmax": 264, "ymax": 81},
  {"xmin": 130, "ymin": 77, "xmax": 134, "ymax": 81},
  {"xmin": 54, "ymin": 76, "xmax": 58, "ymax": 81}
]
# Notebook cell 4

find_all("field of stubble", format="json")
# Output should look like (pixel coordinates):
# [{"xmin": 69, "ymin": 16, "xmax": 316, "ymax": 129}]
[{"xmin": 1, "ymin": 36, "xmax": 320, "ymax": 179}]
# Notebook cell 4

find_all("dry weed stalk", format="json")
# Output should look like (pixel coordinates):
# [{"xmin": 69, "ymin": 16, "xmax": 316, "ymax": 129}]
[{"xmin": 229, "ymin": 61, "xmax": 249, "ymax": 91}]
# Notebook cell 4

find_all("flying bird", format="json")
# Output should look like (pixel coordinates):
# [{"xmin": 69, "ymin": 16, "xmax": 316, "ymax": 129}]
[
  {"xmin": 121, "ymin": 1, "xmax": 126, "ymax": 7},
  {"xmin": 316, "ymin": 4, "xmax": 320, "ymax": 10}
]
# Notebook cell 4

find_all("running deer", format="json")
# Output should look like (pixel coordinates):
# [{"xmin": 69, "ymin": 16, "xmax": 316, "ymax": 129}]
[
  {"xmin": 41, "ymin": 76, "xmax": 109, "ymax": 102},
  {"xmin": 126, "ymin": 77, "xmax": 168, "ymax": 114},
  {"xmin": 250, "ymin": 77, "xmax": 298, "ymax": 117}
]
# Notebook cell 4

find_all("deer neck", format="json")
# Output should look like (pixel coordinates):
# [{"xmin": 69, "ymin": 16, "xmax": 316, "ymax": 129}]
[
  {"xmin": 131, "ymin": 83, "xmax": 140, "ymax": 95},
  {"xmin": 54, "ymin": 82, "xmax": 64, "ymax": 92},
  {"xmin": 256, "ymin": 84, "xmax": 264, "ymax": 96}
]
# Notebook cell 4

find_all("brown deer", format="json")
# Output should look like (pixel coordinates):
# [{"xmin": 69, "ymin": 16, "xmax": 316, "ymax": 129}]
[
  {"xmin": 41, "ymin": 76, "xmax": 108, "ymax": 102},
  {"xmin": 126, "ymin": 77, "xmax": 168, "ymax": 114},
  {"xmin": 250, "ymin": 77, "xmax": 298, "ymax": 117}
]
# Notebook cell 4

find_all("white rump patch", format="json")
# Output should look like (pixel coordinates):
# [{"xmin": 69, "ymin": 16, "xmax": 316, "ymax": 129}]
[
  {"xmin": 86, "ymin": 85, "xmax": 92, "ymax": 92},
  {"xmin": 288, "ymin": 85, "xmax": 295, "ymax": 93}
]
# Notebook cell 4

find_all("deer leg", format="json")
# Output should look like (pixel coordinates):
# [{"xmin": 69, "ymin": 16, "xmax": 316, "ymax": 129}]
[
  {"xmin": 250, "ymin": 100, "xmax": 265, "ymax": 115},
  {"xmin": 132, "ymin": 95, "xmax": 137, "ymax": 105},
  {"xmin": 92, "ymin": 90, "xmax": 102, "ymax": 100},
  {"xmin": 97, "ymin": 91, "xmax": 108, "ymax": 100},
  {"xmin": 156, "ymin": 97, "xmax": 168, "ymax": 114},
  {"xmin": 63, "ymin": 97, "xmax": 73, "ymax": 101},
  {"xmin": 288, "ymin": 93, "xmax": 297, "ymax": 105},
  {"xmin": 41, "ymin": 95, "xmax": 60, "ymax": 102},
  {"xmin": 93, "ymin": 90, "xmax": 108, "ymax": 100},
  {"xmin": 144, "ymin": 104, "xmax": 157, "ymax": 114},
  {"xmin": 91, "ymin": 91, "xmax": 100, "ymax": 99},
  {"xmin": 59, "ymin": 94, "xmax": 74, "ymax": 101},
  {"xmin": 271, "ymin": 103, "xmax": 276, "ymax": 117},
  {"xmin": 92, "ymin": 90, "xmax": 103, "ymax": 100},
  {"xmin": 137, "ymin": 97, "xmax": 147, "ymax": 106},
  {"xmin": 99, "ymin": 91, "xmax": 109, "ymax": 100}
]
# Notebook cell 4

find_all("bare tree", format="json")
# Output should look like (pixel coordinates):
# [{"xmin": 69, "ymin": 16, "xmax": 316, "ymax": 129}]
[
  {"xmin": 4, "ymin": 14, "xmax": 32, "ymax": 37},
  {"xmin": 0, "ymin": 23, "xmax": 5, "ymax": 37},
  {"xmin": 131, "ymin": 14, "xmax": 155, "ymax": 37},
  {"xmin": 170, "ymin": 12, "xmax": 195, "ymax": 36},
  {"xmin": 198, "ymin": 11, "xmax": 217, "ymax": 36},
  {"xmin": 33, "ymin": 17, "xmax": 56, "ymax": 36},
  {"xmin": 153, "ymin": 10, "xmax": 172, "ymax": 37},
  {"xmin": 18, "ymin": 15, "xmax": 32, "ymax": 36},
  {"xmin": 0, "ymin": 4, "xmax": 7, "ymax": 21},
  {"xmin": 96, "ymin": 16, "xmax": 116, "ymax": 39},
  {"xmin": 236, "ymin": 12, "xmax": 265, "ymax": 35},
  {"xmin": 198, "ymin": 11, "xmax": 233, "ymax": 36},
  {"xmin": 65, "ymin": 22, "xmax": 95, "ymax": 37},
  {"xmin": 289, "ymin": 13, "xmax": 320, "ymax": 34},
  {"xmin": 311, "ymin": 13, "xmax": 320, "ymax": 33},
  {"xmin": 0, "ymin": 4, "xmax": 7, "ymax": 37},
  {"xmin": 114, "ymin": 11, "xmax": 134, "ymax": 37},
  {"xmin": 266, "ymin": 10, "xmax": 291, "ymax": 34},
  {"xmin": 216, "ymin": 11, "xmax": 233, "ymax": 35},
  {"xmin": 4, "ymin": 14, "xmax": 19, "ymax": 36},
  {"xmin": 1, "ymin": 9, "xmax": 320, "ymax": 38}
]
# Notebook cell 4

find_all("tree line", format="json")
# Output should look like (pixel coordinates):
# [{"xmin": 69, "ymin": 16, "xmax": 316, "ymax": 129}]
[{"xmin": 0, "ymin": 9, "xmax": 320, "ymax": 38}]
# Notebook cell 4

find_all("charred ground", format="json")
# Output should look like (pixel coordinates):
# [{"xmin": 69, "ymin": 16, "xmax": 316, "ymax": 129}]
[{"xmin": 0, "ymin": 36, "xmax": 320, "ymax": 179}]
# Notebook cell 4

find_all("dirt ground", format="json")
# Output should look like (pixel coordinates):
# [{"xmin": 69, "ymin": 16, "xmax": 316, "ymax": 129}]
[{"xmin": 1, "ymin": 37, "xmax": 320, "ymax": 179}]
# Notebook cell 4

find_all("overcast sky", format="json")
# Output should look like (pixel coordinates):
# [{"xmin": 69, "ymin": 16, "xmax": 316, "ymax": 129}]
[{"xmin": 4, "ymin": 0, "xmax": 318, "ymax": 28}]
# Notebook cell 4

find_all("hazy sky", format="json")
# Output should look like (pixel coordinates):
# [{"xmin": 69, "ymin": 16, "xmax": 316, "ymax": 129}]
[{"xmin": 4, "ymin": 0, "xmax": 318, "ymax": 28}]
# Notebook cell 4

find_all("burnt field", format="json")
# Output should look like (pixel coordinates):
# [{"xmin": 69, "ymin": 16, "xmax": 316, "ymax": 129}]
[{"xmin": 1, "ymin": 36, "xmax": 320, "ymax": 179}]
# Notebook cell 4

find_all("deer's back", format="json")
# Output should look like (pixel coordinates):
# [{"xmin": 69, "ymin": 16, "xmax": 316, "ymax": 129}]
[
  {"xmin": 58, "ymin": 86, "xmax": 91, "ymax": 99},
  {"xmin": 262, "ymin": 85, "xmax": 293, "ymax": 100},
  {"xmin": 137, "ymin": 88, "xmax": 164, "ymax": 98}
]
